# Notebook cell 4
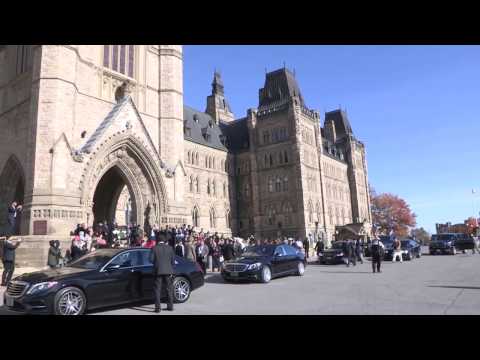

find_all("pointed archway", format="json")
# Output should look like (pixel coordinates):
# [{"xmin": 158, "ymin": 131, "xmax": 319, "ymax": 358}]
[
  {"xmin": 0, "ymin": 155, "xmax": 25, "ymax": 235},
  {"xmin": 81, "ymin": 135, "xmax": 168, "ymax": 234}
]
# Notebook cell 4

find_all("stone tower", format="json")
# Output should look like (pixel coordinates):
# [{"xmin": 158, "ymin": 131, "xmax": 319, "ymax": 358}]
[
  {"xmin": 206, "ymin": 71, "xmax": 235, "ymax": 123},
  {"xmin": 0, "ymin": 45, "xmax": 187, "ymax": 265}
]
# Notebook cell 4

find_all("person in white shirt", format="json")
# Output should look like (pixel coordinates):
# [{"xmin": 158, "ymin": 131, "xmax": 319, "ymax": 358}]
[{"xmin": 392, "ymin": 238, "xmax": 403, "ymax": 263}]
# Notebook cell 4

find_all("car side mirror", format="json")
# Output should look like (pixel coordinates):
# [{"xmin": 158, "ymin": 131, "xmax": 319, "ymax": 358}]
[{"xmin": 105, "ymin": 264, "xmax": 121, "ymax": 272}]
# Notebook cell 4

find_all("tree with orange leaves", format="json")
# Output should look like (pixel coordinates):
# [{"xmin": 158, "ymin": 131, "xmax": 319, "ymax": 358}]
[{"xmin": 370, "ymin": 189, "xmax": 417, "ymax": 238}]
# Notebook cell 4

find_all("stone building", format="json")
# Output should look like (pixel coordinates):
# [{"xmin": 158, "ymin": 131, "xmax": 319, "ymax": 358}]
[{"xmin": 0, "ymin": 45, "xmax": 371, "ymax": 265}]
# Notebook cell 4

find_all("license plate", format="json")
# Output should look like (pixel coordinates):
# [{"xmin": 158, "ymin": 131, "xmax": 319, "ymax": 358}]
[
  {"xmin": 5, "ymin": 295, "xmax": 14, "ymax": 307},
  {"xmin": 230, "ymin": 272, "xmax": 238, "ymax": 277}
]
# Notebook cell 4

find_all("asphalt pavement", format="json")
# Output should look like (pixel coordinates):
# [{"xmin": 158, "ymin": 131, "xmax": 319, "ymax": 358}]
[{"xmin": 2, "ymin": 248, "xmax": 480, "ymax": 315}]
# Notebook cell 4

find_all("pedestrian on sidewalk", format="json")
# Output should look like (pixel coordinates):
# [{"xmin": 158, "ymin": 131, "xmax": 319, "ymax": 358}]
[
  {"xmin": 2, "ymin": 235, "xmax": 22, "ymax": 286},
  {"xmin": 184, "ymin": 236, "xmax": 196, "ymax": 263},
  {"xmin": 47, "ymin": 240, "xmax": 62, "ymax": 268},
  {"xmin": 315, "ymin": 240, "xmax": 324, "ymax": 262},
  {"xmin": 7, "ymin": 202, "xmax": 22, "ymax": 236},
  {"xmin": 195, "ymin": 239, "xmax": 209, "ymax": 274},
  {"xmin": 303, "ymin": 238, "xmax": 310, "ymax": 259},
  {"xmin": 355, "ymin": 239, "xmax": 364, "ymax": 264}
]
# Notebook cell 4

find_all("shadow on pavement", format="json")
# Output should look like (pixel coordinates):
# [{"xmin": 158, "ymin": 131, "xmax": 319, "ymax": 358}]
[
  {"xmin": 427, "ymin": 285, "xmax": 480, "ymax": 290},
  {"xmin": 204, "ymin": 274, "xmax": 253, "ymax": 285},
  {"xmin": 318, "ymin": 271, "xmax": 374, "ymax": 274}
]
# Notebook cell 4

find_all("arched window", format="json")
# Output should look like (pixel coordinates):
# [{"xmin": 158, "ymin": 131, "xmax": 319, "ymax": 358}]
[
  {"xmin": 205, "ymin": 156, "xmax": 208, "ymax": 168},
  {"xmin": 270, "ymin": 154, "xmax": 273, "ymax": 166},
  {"xmin": 213, "ymin": 158, "xmax": 216, "ymax": 169},
  {"xmin": 316, "ymin": 202, "xmax": 321, "ymax": 222},
  {"xmin": 264, "ymin": 154, "xmax": 269, "ymax": 168},
  {"xmin": 209, "ymin": 157, "xmax": 212, "ymax": 169},
  {"xmin": 268, "ymin": 178, "xmax": 274, "ymax": 193},
  {"xmin": 245, "ymin": 182, "xmax": 250, "ymax": 197},
  {"xmin": 187, "ymin": 151, "xmax": 191, "ymax": 164},
  {"xmin": 103, "ymin": 45, "xmax": 135, "ymax": 78},
  {"xmin": 195, "ymin": 177, "xmax": 199, "ymax": 193},
  {"xmin": 335, "ymin": 207, "xmax": 340, "ymax": 225},
  {"xmin": 192, "ymin": 207, "xmax": 199, "ymax": 227},
  {"xmin": 275, "ymin": 177, "xmax": 281, "ymax": 192},
  {"xmin": 189, "ymin": 176, "xmax": 193, "ymax": 192},
  {"xmin": 279, "ymin": 152, "xmax": 283, "ymax": 164},
  {"xmin": 209, "ymin": 208, "xmax": 216, "ymax": 228},
  {"xmin": 212, "ymin": 180, "xmax": 216, "ymax": 196},
  {"xmin": 207, "ymin": 179, "xmax": 211, "ymax": 195},
  {"xmin": 284, "ymin": 150, "xmax": 288, "ymax": 163},
  {"xmin": 226, "ymin": 210, "xmax": 231, "ymax": 228},
  {"xmin": 308, "ymin": 202, "xmax": 313, "ymax": 224},
  {"xmin": 283, "ymin": 176, "xmax": 289, "ymax": 191},
  {"xmin": 195, "ymin": 153, "xmax": 199, "ymax": 165}
]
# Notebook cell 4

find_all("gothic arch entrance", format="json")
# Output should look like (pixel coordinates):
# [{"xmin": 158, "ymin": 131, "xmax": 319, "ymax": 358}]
[
  {"xmin": 92, "ymin": 166, "xmax": 136, "ymax": 227},
  {"xmin": 81, "ymin": 135, "xmax": 167, "ymax": 235},
  {"xmin": 0, "ymin": 155, "xmax": 25, "ymax": 235}
]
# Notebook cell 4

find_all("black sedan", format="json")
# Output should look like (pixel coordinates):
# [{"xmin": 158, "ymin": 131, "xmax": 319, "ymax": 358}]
[
  {"xmin": 383, "ymin": 239, "xmax": 421, "ymax": 261},
  {"xmin": 400, "ymin": 239, "xmax": 422, "ymax": 260},
  {"xmin": 221, "ymin": 244, "xmax": 306, "ymax": 283},
  {"xmin": 2, "ymin": 248, "xmax": 204, "ymax": 315},
  {"xmin": 318, "ymin": 241, "xmax": 347, "ymax": 265}
]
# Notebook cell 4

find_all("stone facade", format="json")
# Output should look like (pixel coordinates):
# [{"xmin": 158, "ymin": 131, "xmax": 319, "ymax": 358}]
[{"xmin": 0, "ymin": 45, "xmax": 372, "ymax": 264}]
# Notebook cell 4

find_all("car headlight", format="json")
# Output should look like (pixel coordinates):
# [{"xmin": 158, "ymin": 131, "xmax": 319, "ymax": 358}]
[
  {"xmin": 318, "ymin": 253, "xmax": 324, "ymax": 256},
  {"xmin": 247, "ymin": 262, "xmax": 262, "ymax": 270},
  {"xmin": 337, "ymin": 252, "xmax": 344, "ymax": 257},
  {"xmin": 26, "ymin": 282, "xmax": 58, "ymax": 295}
]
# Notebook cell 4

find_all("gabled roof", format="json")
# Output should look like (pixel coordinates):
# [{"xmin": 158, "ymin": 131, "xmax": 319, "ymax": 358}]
[
  {"xmin": 219, "ymin": 117, "xmax": 249, "ymax": 152},
  {"xmin": 79, "ymin": 96, "xmax": 130, "ymax": 154},
  {"xmin": 183, "ymin": 105, "xmax": 228, "ymax": 151},
  {"xmin": 259, "ymin": 68, "xmax": 305, "ymax": 109},
  {"xmin": 325, "ymin": 109, "xmax": 353, "ymax": 139}
]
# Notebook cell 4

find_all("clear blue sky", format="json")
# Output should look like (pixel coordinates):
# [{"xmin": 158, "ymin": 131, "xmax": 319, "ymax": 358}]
[{"xmin": 183, "ymin": 45, "xmax": 480, "ymax": 234}]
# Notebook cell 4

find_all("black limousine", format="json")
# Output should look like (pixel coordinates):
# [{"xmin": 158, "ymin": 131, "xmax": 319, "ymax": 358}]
[
  {"xmin": 3, "ymin": 248, "xmax": 204, "ymax": 315},
  {"xmin": 221, "ymin": 244, "xmax": 306, "ymax": 283}
]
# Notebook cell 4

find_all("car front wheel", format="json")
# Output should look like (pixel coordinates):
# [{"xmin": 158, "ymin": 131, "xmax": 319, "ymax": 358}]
[
  {"xmin": 260, "ymin": 265, "xmax": 272, "ymax": 283},
  {"xmin": 54, "ymin": 287, "xmax": 87, "ymax": 315},
  {"xmin": 173, "ymin": 276, "xmax": 191, "ymax": 303},
  {"xmin": 296, "ymin": 262, "xmax": 305, "ymax": 276}
]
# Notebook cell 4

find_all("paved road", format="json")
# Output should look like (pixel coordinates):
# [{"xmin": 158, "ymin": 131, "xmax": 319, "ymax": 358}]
[{"xmin": 2, "ymin": 250, "xmax": 480, "ymax": 315}]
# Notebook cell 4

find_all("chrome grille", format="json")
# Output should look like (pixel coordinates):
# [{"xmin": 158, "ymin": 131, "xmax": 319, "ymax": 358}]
[
  {"xmin": 6, "ymin": 281, "xmax": 29, "ymax": 298},
  {"xmin": 225, "ymin": 263, "xmax": 248, "ymax": 272}
]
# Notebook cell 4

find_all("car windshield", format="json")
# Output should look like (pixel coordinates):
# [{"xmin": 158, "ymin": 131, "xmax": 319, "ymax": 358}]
[
  {"xmin": 242, "ymin": 246, "xmax": 275, "ymax": 257},
  {"xmin": 68, "ymin": 251, "xmax": 114, "ymax": 270},
  {"xmin": 332, "ymin": 242, "xmax": 345, "ymax": 249},
  {"xmin": 379, "ymin": 236, "xmax": 393, "ymax": 244},
  {"xmin": 437, "ymin": 234, "xmax": 456, "ymax": 241}
]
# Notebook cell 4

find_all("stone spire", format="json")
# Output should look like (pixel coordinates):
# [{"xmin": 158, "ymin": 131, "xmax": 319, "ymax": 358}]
[{"xmin": 206, "ymin": 71, "xmax": 235, "ymax": 123}]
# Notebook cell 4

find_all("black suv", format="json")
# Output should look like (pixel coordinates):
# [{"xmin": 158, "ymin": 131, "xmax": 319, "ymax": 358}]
[
  {"xmin": 454, "ymin": 234, "xmax": 476, "ymax": 252},
  {"xmin": 429, "ymin": 234, "xmax": 458, "ymax": 255}
]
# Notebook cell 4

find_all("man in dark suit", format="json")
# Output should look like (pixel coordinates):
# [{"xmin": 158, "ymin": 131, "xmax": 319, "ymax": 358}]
[
  {"xmin": 2, "ymin": 235, "xmax": 22, "ymax": 286},
  {"xmin": 7, "ymin": 202, "xmax": 22, "ymax": 236},
  {"xmin": 149, "ymin": 236, "xmax": 175, "ymax": 313}
]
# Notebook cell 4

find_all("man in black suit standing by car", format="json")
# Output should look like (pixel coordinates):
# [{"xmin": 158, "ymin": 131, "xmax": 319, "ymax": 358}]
[
  {"xmin": 2, "ymin": 235, "xmax": 22, "ymax": 286},
  {"xmin": 149, "ymin": 235, "xmax": 175, "ymax": 313}
]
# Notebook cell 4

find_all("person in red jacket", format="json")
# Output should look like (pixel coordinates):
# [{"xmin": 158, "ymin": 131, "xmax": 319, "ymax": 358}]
[{"xmin": 143, "ymin": 236, "xmax": 156, "ymax": 249}]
